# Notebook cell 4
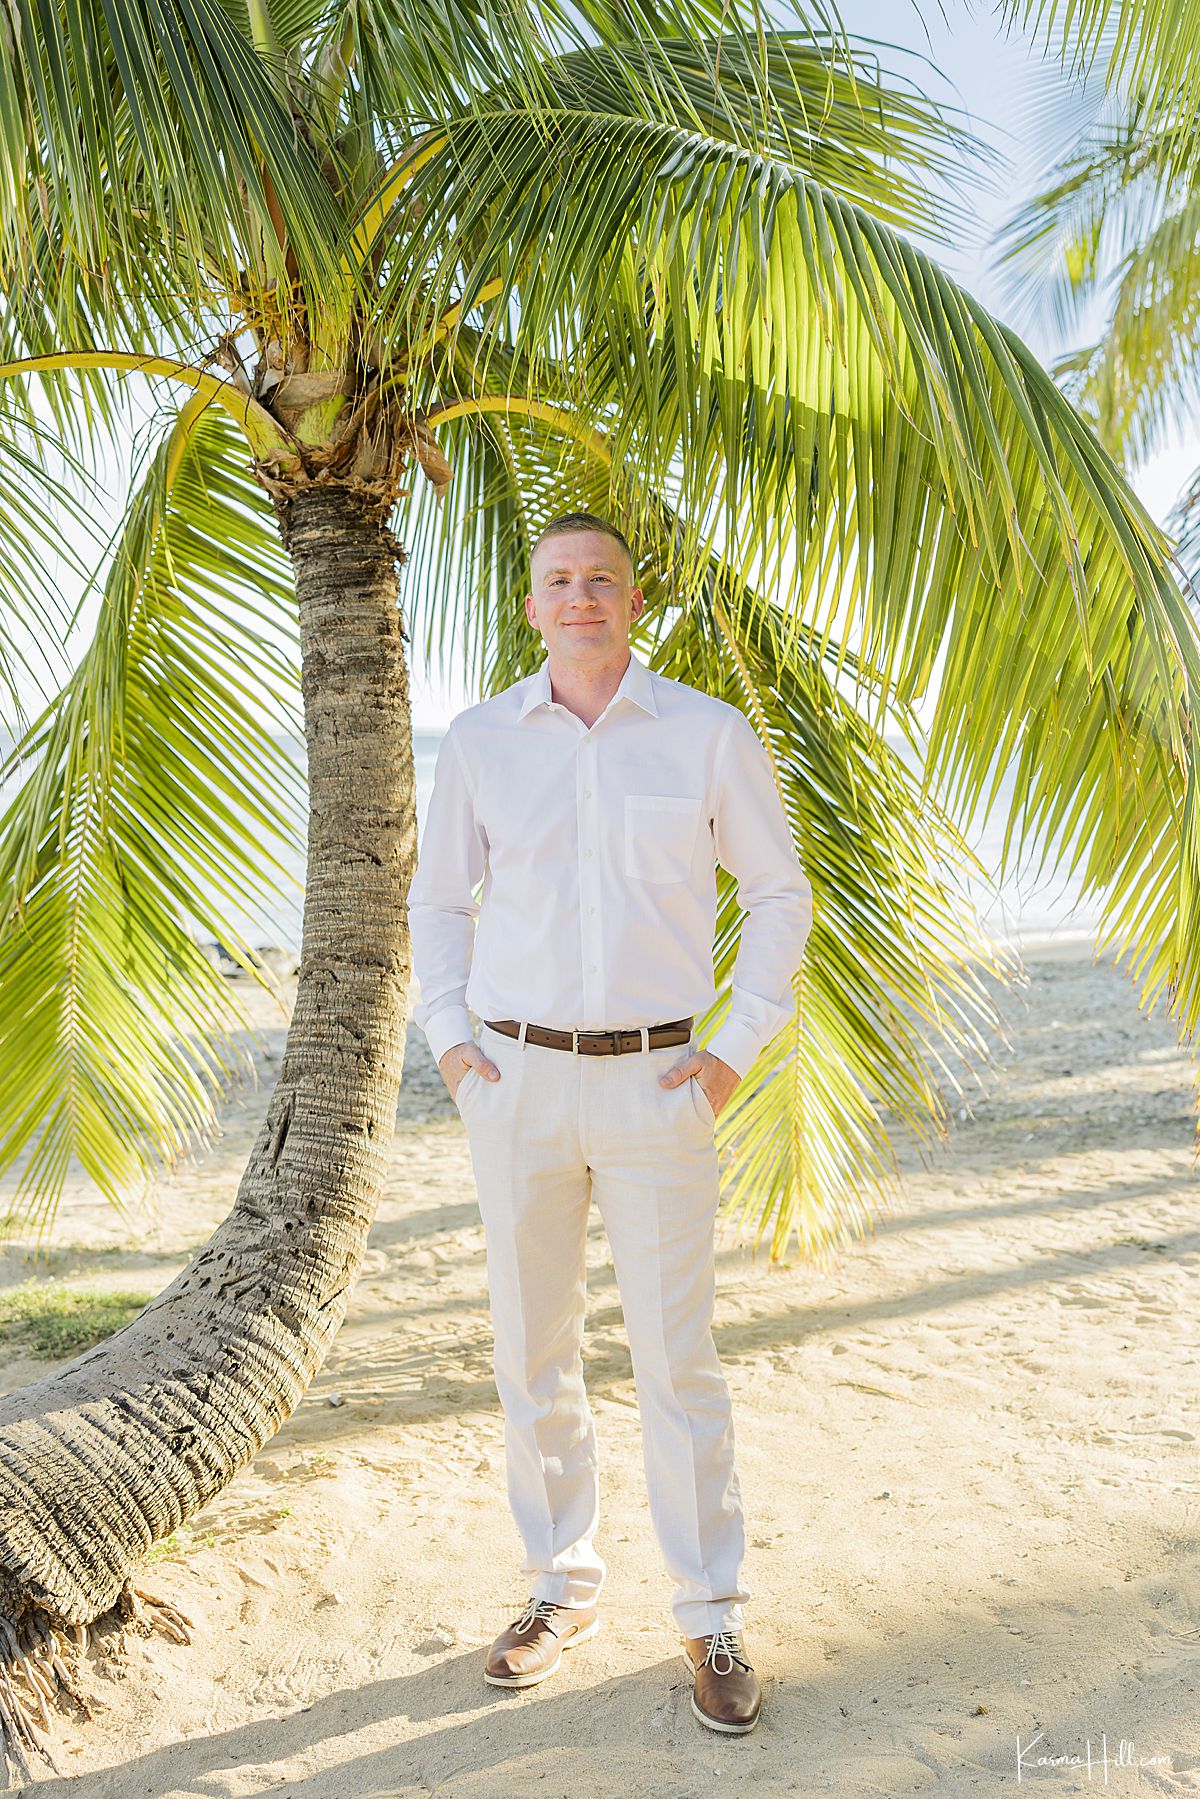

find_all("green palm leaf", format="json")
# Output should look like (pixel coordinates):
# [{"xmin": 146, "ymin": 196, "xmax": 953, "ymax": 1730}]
[
  {"xmin": 367, "ymin": 69, "xmax": 1188, "ymax": 745},
  {"xmin": 0, "ymin": 393, "xmax": 305, "ymax": 1231},
  {"xmin": 998, "ymin": 88, "xmax": 1200, "ymax": 467},
  {"xmin": 694, "ymin": 610, "xmax": 1005, "ymax": 1261},
  {"xmin": 0, "ymin": 407, "xmax": 98, "ymax": 724},
  {"xmin": 1, "ymin": 0, "xmax": 349, "ymax": 340},
  {"xmin": 1004, "ymin": 1, "xmax": 1200, "ymax": 174},
  {"xmin": 326, "ymin": 0, "xmax": 786, "ymax": 134}
]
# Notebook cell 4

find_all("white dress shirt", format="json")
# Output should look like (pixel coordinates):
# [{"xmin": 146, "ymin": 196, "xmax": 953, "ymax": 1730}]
[{"xmin": 406, "ymin": 647, "xmax": 813, "ymax": 1079}]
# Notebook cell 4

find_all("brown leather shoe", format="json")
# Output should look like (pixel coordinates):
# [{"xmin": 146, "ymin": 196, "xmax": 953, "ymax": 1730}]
[
  {"xmin": 484, "ymin": 1596, "xmax": 600, "ymax": 1688},
  {"xmin": 681, "ymin": 1630, "xmax": 762, "ymax": 1733}
]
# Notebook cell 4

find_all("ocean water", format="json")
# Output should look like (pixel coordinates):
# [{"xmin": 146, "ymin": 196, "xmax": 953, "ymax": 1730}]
[{"xmin": 0, "ymin": 725, "xmax": 1107, "ymax": 960}]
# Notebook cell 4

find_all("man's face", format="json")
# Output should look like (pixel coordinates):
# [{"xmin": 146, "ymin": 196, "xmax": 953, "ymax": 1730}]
[{"xmin": 526, "ymin": 530, "xmax": 644, "ymax": 660}]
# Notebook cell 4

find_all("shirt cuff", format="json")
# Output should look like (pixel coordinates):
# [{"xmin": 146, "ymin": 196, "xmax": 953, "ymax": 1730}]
[
  {"xmin": 704, "ymin": 1018, "xmax": 769, "ymax": 1082},
  {"xmin": 420, "ymin": 1005, "xmax": 476, "ymax": 1068}
]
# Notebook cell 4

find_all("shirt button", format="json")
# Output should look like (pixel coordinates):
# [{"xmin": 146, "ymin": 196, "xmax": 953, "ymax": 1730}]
[
  {"xmin": 588, "ymin": 905, "xmax": 596, "ymax": 915},
  {"xmin": 588, "ymin": 963, "xmax": 598, "ymax": 973},
  {"xmin": 584, "ymin": 847, "xmax": 593, "ymax": 858},
  {"xmin": 584, "ymin": 789, "xmax": 592, "ymax": 799}
]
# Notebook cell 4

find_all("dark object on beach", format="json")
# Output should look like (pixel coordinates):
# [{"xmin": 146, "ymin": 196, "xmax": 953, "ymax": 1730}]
[{"xmin": 196, "ymin": 941, "xmax": 300, "ymax": 979}]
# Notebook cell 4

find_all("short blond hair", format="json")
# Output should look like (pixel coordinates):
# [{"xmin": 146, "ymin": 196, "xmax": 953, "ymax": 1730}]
[{"xmin": 532, "ymin": 512, "xmax": 635, "ymax": 577}]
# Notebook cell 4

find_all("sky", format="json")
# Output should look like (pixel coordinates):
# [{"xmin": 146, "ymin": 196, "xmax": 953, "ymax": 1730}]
[{"xmin": 16, "ymin": 2, "xmax": 1200, "ymax": 733}]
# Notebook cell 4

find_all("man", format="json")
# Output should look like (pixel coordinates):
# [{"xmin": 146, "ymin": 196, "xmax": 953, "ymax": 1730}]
[{"xmin": 406, "ymin": 513, "xmax": 813, "ymax": 1735}]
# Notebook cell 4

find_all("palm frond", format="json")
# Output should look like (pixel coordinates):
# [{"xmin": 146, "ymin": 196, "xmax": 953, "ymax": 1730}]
[
  {"xmin": 0, "ymin": 399, "xmax": 100, "ymax": 729},
  {"xmin": 398, "ymin": 106, "xmax": 1199, "ymax": 771},
  {"xmin": 0, "ymin": 395, "xmax": 305, "ymax": 1231},
  {"xmin": 994, "ymin": 92, "xmax": 1179, "ymax": 341},
  {"xmin": 996, "ymin": 67, "xmax": 1200, "ymax": 465},
  {"xmin": 1071, "ymin": 190, "xmax": 1200, "ymax": 460},
  {"xmin": 1168, "ymin": 462, "xmax": 1200, "ymax": 577},
  {"xmin": 355, "ymin": 23, "xmax": 982, "ymax": 244},
  {"xmin": 1005, "ymin": 0, "xmax": 1200, "ymax": 172},
  {"xmin": 683, "ymin": 598, "xmax": 1006, "ymax": 1261},
  {"xmin": 364, "ymin": 71, "xmax": 1186, "ymax": 728},
  {"xmin": 322, "ymin": 0, "xmax": 783, "ymax": 137},
  {"xmin": 353, "ymin": 22, "xmax": 987, "ymax": 346},
  {"xmin": 1, "ymin": 0, "xmax": 349, "ymax": 342}
]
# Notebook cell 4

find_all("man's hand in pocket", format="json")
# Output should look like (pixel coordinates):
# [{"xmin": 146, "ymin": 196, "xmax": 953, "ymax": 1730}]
[
  {"xmin": 657, "ymin": 1048, "xmax": 738, "ymax": 1120},
  {"xmin": 439, "ymin": 1041, "xmax": 501, "ymax": 1102}
]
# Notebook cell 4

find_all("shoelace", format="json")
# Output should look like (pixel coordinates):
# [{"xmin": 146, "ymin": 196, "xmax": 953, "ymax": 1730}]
[
  {"xmin": 513, "ymin": 1596, "xmax": 562, "ymax": 1636},
  {"xmin": 700, "ymin": 1630, "xmax": 749, "ymax": 1675}
]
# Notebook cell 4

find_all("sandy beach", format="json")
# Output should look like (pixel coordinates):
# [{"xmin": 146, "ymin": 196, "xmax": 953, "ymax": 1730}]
[{"xmin": 1, "ymin": 940, "xmax": 1198, "ymax": 1795}]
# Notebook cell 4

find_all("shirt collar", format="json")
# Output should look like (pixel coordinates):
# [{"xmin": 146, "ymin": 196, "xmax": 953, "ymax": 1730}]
[{"xmin": 517, "ymin": 647, "xmax": 658, "ymax": 722}]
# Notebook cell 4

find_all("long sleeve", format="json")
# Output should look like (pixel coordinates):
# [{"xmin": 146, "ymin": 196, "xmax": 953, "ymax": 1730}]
[
  {"xmin": 705, "ymin": 709, "xmax": 814, "ymax": 1079},
  {"xmin": 407, "ymin": 723, "xmax": 488, "ymax": 1067}
]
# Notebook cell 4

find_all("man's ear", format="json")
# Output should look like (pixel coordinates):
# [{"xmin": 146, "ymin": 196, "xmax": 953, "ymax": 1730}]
[{"xmin": 630, "ymin": 586, "xmax": 645, "ymax": 621}]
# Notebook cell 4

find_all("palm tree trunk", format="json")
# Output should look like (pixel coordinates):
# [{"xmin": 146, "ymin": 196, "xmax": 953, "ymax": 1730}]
[{"xmin": 0, "ymin": 482, "xmax": 415, "ymax": 1776}]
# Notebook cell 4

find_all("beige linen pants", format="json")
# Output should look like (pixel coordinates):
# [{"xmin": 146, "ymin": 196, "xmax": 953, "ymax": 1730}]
[{"xmin": 454, "ymin": 1021, "xmax": 750, "ymax": 1638}]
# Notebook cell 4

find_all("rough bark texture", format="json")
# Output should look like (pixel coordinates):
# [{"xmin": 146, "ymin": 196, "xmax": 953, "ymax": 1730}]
[{"xmin": 0, "ymin": 482, "xmax": 414, "ymax": 1767}]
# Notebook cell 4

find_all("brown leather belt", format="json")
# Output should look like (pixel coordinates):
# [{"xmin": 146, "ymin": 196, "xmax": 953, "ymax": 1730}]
[{"xmin": 484, "ymin": 1017, "xmax": 694, "ymax": 1056}]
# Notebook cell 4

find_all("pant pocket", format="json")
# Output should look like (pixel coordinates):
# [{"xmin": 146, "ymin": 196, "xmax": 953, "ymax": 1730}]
[
  {"xmin": 453, "ymin": 1065, "xmax": 481, "ymax": 1112},
  {"xmin": 689, "ymin": 1074, "xmax": 716, "ymax": 1127}
]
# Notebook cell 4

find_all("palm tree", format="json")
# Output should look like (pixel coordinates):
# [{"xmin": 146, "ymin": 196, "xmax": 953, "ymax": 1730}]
[
  {"xmin": 998, "ymin": 24, "xmax": 1200, "ymax": 570},
  {"xmin": 0, "ymin": 0, "xmax": 1199, "ymax": 1772}
]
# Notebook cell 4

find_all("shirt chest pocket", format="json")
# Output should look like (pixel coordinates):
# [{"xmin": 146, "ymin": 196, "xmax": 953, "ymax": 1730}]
[{"xmin": 624, "ymin": 794, "xmax": 703, "ymax": 884}]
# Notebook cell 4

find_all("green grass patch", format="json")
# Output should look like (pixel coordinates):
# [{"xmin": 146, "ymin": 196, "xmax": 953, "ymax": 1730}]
[
  {"xmin": 142, "ymin": 1521, "xmax": 216, "ymax": 1567},
  {"xmin": 0, "ymin": 1283, "xmax": 153, "ymax": 1359}
]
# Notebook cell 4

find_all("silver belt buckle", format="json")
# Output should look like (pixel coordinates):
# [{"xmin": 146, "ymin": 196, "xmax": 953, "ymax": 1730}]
[{"xmin": 571, "ymin": 1028, "xmax": 580, "ymax": 1055}]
